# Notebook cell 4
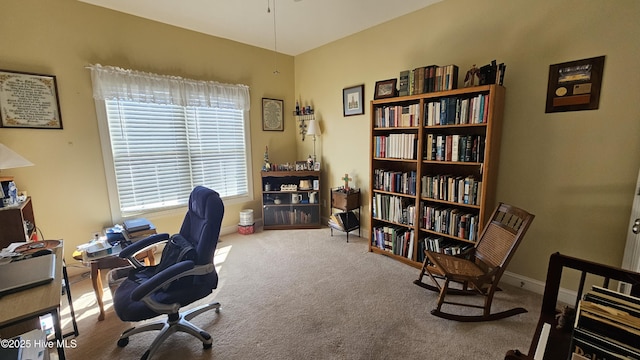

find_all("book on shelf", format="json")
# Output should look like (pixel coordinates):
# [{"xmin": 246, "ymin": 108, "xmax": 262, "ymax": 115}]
[{"xmin": 398, "ymin": 70, "xmax": 410, "ymax": 97}]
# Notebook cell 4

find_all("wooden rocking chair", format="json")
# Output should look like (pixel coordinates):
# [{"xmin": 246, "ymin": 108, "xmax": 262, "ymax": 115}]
[{"xmin": 414, "ymin": 203, "xmax": 535, "ymax": 322}]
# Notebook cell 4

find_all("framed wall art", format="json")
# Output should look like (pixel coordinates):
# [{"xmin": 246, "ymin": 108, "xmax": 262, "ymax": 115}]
[
  {"xmin": 0, "ymin": 69, "xmax": 63, "ymax": 129},
  {"xmin": 374, "ymin": 79, "xmax": 397, "ymax": 100},
  {"xmin": 343, "ymin": 84, "xmax": 364, "ymax": 116},
  {"xmin": 545, "ymin": 56, "xmax": 605, "ymax": 113},
  {"xmin": 262, "ymin": 98, "xmax": 284, "ymax": 131}
]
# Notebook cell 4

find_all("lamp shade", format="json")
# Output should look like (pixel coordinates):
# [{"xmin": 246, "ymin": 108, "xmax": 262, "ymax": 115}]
[
  {"xmin": 306, "ymin": 119, "xmax": 321, "ymax": 136},
  {"xmin": 0, "ymin": 143, "xmax": 34, "ymax": 170}
]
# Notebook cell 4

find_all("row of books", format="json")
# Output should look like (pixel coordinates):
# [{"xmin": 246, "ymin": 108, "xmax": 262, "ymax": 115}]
[
  {"xmin": 265, "ymin": 209, "xmax": 315, "ymax": 225},
  {"xmin": 372, "ymin": 194, "xmax": 415, "ymax": 226},
  {"xmin": 373, "ymin": 133, "xmax": 417, "ymax": 160},
  {"xmin": 424, "ymin": 134, "xmax": 486, "ymax": 163},
  {"xmin": 122, "ymin": 217, "xmax": 156, "ymax": 242},
  {"xmin": 420, "ymin": 205, "xmax": 479, "ymax": 241},
  {"xmin": 374, "ymin": 104, "xmax": 420, "ymax": 128},
  {"xmin": 424, "ymin": 94, "xmax": 490, "ymax": 126},
  {"xmin": 415, "ymin": 236, "xmax": 475, "ymax": 262},
  {"xmin": 399, "ymin": 64, "xmax": 459, "ymax": 96},
  {"xmin": 372, "ymin": 169, "xmax": 417, "ymax": 196},
  {"xmin": 420, "ymin": 174, "xmax": 482, "ymax": 206},
  {"xmin": 570, "ymin": 286, "xmax": 640, "ymax": 359},
  {"xmin": 328, "ymin": 211, "xmax": 359, "ymax": 232},
  {"xmin": 371, "ymin": 225, "xmax": 415, "ymax": 259}
]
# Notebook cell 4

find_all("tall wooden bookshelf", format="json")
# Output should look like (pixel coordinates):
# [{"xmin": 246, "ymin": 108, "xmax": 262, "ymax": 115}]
[{"xmin": 369, "ymin": 84, "xmax": 505, "ymax": 268}]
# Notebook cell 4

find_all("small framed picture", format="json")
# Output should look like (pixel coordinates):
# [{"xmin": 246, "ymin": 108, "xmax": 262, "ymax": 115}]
[
  {"xmin": 343, "ymin": 84, "xmax": 364, "ymax": 116},
  {"xmin": 374, "ymin": 79, "xmax": 397, "ymax": 100},
  {"xmin": 295, "ymin": 161, "xmax": 307, "ymax": 171},
  {"xmin": 545, "ymin": 56, "xmax": 605, "ymax": 113},
  {"xmin": 262, "ymin": 98, "xmax": 284, "ymax": 131},
  {"xmin": 313, "ymin": 179, "xmax": 319, "ymax": 190},
  {"xmin": 313, "ymin": 162, "xmax": 321, "ymax": 171}
]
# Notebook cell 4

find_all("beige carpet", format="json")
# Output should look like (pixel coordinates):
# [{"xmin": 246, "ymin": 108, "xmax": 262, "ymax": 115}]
[{"xmin": 60, "ymin": 228, "xmax": 541, "ymax": 359}]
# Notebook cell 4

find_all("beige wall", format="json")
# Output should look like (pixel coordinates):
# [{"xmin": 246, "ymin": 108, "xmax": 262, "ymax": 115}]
[
  {"xmin": 0, "ymin": 0, "xmax": 296, "ymax": 263},
  {"xmin": 2, "ymin": 0, "xmax": 639, "ymax": 285},
  {"xmin": 295, "ymin": 0, "xmax": 640, "ymax": 283}
]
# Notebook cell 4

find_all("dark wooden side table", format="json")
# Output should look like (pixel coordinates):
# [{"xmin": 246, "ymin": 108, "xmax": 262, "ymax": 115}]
[{"xmin": 329, "ymin": 188, "xmax": 361, "ymax": 242}]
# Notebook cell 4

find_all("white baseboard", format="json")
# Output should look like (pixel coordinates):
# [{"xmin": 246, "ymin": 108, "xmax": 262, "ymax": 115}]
[{"xmin": 502, "ymin": 271, "xmax": 578, "ymax": 306}]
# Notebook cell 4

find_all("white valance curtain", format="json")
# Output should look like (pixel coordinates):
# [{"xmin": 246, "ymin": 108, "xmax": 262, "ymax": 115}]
[{"xmin": 88, "ymin": 64, "xmax": 250, "ymax": 110}]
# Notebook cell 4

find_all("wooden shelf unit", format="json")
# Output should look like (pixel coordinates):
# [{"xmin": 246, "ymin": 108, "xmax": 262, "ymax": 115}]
[
  {"xmin": 261, "ymin": 171, "xmax": 321, "ymax": 230},
  {"xmin": 369, "ymin": 84, "xmax": 505, "ymax": 268},
  {"xmin": 329, "ymin": 188, "xmax": 361, "ymax": 241},
  {"xmin": 0, "ymin": 197, "xmax": 36, "ymax": 249}
]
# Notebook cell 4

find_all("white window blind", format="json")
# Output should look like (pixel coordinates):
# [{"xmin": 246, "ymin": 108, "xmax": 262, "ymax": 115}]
[{"xmin": 89, "ymin": 65, "xmax": 251, "ymax": 218}]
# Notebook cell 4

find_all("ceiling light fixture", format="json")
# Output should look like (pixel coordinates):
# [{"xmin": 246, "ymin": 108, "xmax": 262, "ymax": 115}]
[{"xmin": 267, "ymin": 0, "xmax": 279, "ymax": 75}]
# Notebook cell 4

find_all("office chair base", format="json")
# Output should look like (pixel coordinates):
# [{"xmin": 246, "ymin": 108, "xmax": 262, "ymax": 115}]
[{"xmin": 117, "ymin": 301, "xmax": 221, "ymax": 360}]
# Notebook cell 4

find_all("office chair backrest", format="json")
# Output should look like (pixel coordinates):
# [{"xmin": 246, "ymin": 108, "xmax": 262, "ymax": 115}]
[
  {"xmin": 179, "ymin": 186, "xmax": 224, "ymax": 271},
  {"xmin": 475, "ymin": 203, "xmax": 534, "ymax": 270}
]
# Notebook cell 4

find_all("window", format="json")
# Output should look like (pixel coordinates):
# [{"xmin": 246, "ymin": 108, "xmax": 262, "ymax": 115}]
[{"xmin": 89, "ymin": 65, "xmax": 252, "ymax": 220}]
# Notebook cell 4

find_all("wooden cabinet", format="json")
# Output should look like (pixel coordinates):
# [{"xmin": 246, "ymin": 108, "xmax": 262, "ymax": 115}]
[
  {"xmin": 369, "ymin": 85, "xmax": 505, "ymax": 268},
  {"xmin": 261, "ymin": 171, "xmax": 321, "ymax": 229},
  {"xmin": 0, "ymin": 197, "xmax": 36, "ymax": 249}
]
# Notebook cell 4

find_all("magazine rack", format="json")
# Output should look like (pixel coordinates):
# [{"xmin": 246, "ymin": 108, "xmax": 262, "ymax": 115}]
[{"xmin": 505, "ymin": 252, "xmax": 640, "ymax": 359}]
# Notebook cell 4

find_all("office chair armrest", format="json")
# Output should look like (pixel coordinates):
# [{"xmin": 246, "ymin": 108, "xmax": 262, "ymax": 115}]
[
  {"xmin": 119, "ymin": 233, "xmax": 170, "ymax": 259},
  {"xmin": 130, "ymin": 260, "xmax": 195, "ymax": 301}
]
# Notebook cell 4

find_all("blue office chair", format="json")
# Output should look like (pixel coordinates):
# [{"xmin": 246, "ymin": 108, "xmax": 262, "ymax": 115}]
[{"xmin": 112, "ymin": 186, "xmax": 224, "ymax": 360}]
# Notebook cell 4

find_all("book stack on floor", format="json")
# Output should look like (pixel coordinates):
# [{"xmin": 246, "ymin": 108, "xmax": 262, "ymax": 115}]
[
  {"xmin": 328, "ymin": 211, "xmax": 359, "ymax": 233},
  {"xmin": 123, "ymin": 218, "xmax": 156, "ymax": 243},
  {"xmin": 570, "ymin": 286, "xmax": 640, "ymax": 359}
]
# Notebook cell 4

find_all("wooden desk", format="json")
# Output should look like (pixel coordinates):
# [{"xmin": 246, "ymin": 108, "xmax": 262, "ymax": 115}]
[
  {"xmin": 74, "ymin": 246, "xmax": 155, "ymax": 321},
  {"xmin": 0, "ymin": 244, "xmax": 66, "ymax": 360}
]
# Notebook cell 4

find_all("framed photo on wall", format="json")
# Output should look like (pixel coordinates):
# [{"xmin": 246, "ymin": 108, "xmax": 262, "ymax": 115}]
[
  {"xmin": 0, "ymin": 69, "xmax": 63, "ymax": 129},
  {"xmin": 343, "ymin": 84, "xmax": 364, "ymax": 116},
  {"xmin": 262, "ymin": 98, "xmax": 284, "ymax": 131},
  {"xmin": 374, "ymin": 79, "xmax": 397, "ymax": 100},
  {"xmin": 545, "ymin": 56, "xmax": 605, "ymax": 113}
]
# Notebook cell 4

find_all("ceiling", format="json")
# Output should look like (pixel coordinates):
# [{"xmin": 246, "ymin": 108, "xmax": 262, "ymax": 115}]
[{"xmin": 78, "ymin": 0, "xmax": 442, "ymax": 56}]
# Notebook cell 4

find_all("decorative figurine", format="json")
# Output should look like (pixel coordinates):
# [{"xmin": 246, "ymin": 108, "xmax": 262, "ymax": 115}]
[
  {"xmin": 262, "ymin": 146, "xmax": 271, "ymax": 171},
  {"xmin": 307, "ymin": 155, "xmax": 314, "ymax": 169},
  {"xmin": 464, "ymin": 64, "xmax": 480, "ymax": 87},
  {"xmin": 341, "ymin": 173, "xmax": 352, "ymax": 192}
]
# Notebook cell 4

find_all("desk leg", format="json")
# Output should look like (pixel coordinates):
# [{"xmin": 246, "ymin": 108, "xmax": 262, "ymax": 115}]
[
  {"xmin": 52, "ymin": 308, "xmax": 66, "ymax": 360},
  {"xmin": 145, "ymin": 249, "xmax": 156, "ymax": 266},
  {"xmin": 90, "ymin": 263, "xmax": 105, "ymax": 321}
]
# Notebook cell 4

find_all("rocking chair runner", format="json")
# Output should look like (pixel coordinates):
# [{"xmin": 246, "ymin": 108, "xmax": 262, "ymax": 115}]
[{"xmin": 414, "ymin": 203, "xmax": 535, "ymax": 322}]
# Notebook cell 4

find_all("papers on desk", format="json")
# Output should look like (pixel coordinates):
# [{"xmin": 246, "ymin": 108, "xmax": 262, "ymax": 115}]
[{"xmin": 77, "ymin": 238, "xmax": 113, "ymax": 260}]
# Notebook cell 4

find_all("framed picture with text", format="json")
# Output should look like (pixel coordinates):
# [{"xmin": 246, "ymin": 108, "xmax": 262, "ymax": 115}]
[
  {"xmin": 0, "ymin": 69, "xmax": 63, "ymax": 129},
  {"xmin": 262, "ymin": 98, "xmax": 284, "ymax": 131},
  {"xmin": 343, "ymin": 84, "xmax": 364, "ymax": 116}
]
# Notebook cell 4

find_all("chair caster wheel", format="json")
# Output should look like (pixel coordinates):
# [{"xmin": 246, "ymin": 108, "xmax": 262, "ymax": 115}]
[
  {"xmin": 203, "ymin": 343, "xmax": 212, "ymax": 349},
  {"xmin": 117, "ymin": 337, "xmax": 129, "ymax": 347}
]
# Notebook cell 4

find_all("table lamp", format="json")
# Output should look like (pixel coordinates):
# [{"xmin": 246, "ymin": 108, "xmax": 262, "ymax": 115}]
[
  {"xmin": 306, "ymin": 119, "xmax": 321, "ymax": 163},
  {"xmin": 0, "ymin": 143, "xmax": 34, "ymax": 207}
]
